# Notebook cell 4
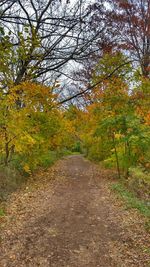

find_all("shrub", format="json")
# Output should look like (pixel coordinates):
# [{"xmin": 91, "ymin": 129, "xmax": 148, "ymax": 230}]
[{"xmin": 128, "ymin": 166, "xmax": 150, "ymax": 200}]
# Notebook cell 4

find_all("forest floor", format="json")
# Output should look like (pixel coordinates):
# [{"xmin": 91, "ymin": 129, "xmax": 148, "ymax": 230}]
[{"xmin": 0, "ymin": 155, "xmax": 150, "ymax": 267}]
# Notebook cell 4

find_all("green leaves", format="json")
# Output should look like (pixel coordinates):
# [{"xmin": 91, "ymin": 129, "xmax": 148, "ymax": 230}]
[{"xmin": 76, "ymin": 52, "xmax": 150, "ymax": 178}]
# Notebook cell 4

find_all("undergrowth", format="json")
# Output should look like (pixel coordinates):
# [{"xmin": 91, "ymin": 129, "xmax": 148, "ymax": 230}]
[
  {"xmin": 111, "ymin": 183, "xmax": 150, "ymax": 218},
  {"xmin": 0, "ymin": 149, "xmax": 72, "ymax": 203}
]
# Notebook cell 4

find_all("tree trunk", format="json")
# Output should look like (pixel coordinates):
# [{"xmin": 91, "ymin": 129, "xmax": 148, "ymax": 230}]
[
  {"xmin": 112, "ymin": 132, "xmax": 121, "ymax": 179},
  {"xmin": 4, "ymin": 132, "xmax": 10, "ymax": 166}
]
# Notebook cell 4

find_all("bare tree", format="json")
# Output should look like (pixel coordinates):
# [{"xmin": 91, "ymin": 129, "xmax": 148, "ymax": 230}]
[{"xmin": 0, "ymin": 0, "xmax": 105, "ymax": 87}]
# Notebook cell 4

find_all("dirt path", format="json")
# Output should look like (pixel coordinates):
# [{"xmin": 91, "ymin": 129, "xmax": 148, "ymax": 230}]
[{"xmin": 0, "ymin": 155, "xmax": 150, "ymax": 267}]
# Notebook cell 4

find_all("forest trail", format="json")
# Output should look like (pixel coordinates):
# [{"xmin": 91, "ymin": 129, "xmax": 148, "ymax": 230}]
[{"xmin": 0, "ymin": 155, "xmax": 149, "ymax": 267}]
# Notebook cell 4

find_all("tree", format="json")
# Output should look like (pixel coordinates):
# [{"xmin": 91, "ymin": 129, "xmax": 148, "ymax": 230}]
[
  {"xmin": 77, "ymin": 52, "xmax": 150, "ymax": 177},
  {"xmin": 106, "ymin": 0, "xmax": 150, "ymax": 77},
  {"xmin": 87, "ymin": 0, "xmax": 150, "ymax": 78},
  {"xmin": 0, "ymin": 81, "xmax": 60, "ymax": 168},
  {"xmin": 0, "ymin": 0, "xmax": 105, "ymax": 87}
]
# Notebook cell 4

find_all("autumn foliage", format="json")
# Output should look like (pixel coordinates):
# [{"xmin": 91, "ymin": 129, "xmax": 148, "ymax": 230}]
[
  {"xmin": 0, "ymin": 0, "xmax": 150, "ymax": 200},
  {"xmin": 68, "ymin": 53, "xmax": 150, "ymax": 187}
]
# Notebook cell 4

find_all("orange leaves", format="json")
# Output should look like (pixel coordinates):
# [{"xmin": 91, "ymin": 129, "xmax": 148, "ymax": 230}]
[
  {"xmin": 132, "ymin": 79, "xmax": 150, "ymax": 125},
  {"xmin": 8, "ymin": 81, "xmax": 58, "ymax": 111},
  {"xmin": 145, "ymin": 112, "xmax": 150, "ymax": 126},
  {"xmin": 0, "ymin": 80, "xmax": 63, "ymax": 167}
]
